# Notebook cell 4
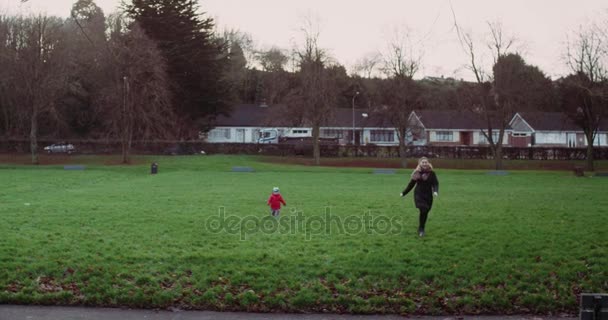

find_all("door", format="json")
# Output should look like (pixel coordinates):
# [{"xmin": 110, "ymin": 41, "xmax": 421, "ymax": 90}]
[
  {"xmin": 355, "ymin": 131, "xmax": 361, "ymax": 146},
  {"xmin": 461, "ymin": 132, "xmax": 472, "ymax": 146}
]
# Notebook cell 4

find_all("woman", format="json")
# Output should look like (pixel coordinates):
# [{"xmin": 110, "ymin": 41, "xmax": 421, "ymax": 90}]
[{"xmin": 400, "ymin": 157, "xmax": 439, "ymax": 237}]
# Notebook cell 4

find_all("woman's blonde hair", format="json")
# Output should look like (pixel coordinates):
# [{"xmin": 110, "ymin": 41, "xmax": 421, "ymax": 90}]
[{"xmin": 415, "ymin": 157, "xmax": 433, "ymax": 171}]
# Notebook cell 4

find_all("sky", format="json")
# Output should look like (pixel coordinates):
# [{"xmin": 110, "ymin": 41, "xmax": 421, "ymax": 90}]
[{"xmin": 2, "ymin": 0, "xmax": 607, "ymax": 80}]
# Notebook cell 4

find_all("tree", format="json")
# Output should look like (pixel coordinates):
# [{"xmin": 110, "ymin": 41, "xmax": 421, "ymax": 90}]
[
  {"xmin": 566, "ymin": 25, "xmax": 607, "ymax": 83},
  {"xmin": 125, "ymin": 0, "xmax": 231, "ymax": 137},
  {"xmin": 452, "ymin": 13, "xmax": 520, "ymax": 170},
  {"xmin": 255, "ymin": 47, "xmax": 291, "ymax": 105},
  {"xmin": 381, "ymin": 26, "xmax": 422, "ymax": 79},
  {"xmin": 380, "ymin": 77, "xmax": 424, "ymax": 168},
  {"xmin": 258, "ymin": 47, "xmax": 289, "ymax": 72},
  {"xmin": 379, "ymin": 26, "xmax": 424, "ymax": 168},
  {"xmin": 561, "ymin": 21, "xmax": 608, "ymax": 171},
  {"xmin": 291, "ymin": 17, "xmax": 337, "ymax": 165},
  {"xmin": 491, "ymin": 53, "xmax": 554, "ymax": 167},
  {"xmin": 219, "ymin": 29, "xmax": 255, "ymax": 103},
  {"xmin": 98, "ymin": 17, "xmax": 175, "ymax": 163},
  {"xmin": 353, "ymin": 52, "xmax": 381, "ymax": 79},
  {"xmin": 0, "ymin": 15, "xmax": 19, "ymax": 137},
  {"xmin": 493, "ymin": 54, "xmax": 554, "ymax": 111},
  {"xmin": 559, "ymin": 73, "xmax": 607, "ymax": 171},
  {"xmin": 59, "ymin": 0, "xmax": 107, "ymax": 137},
  {"xmin": 9, "ymin": 15, "xmax": 69, "ymax": 164}
]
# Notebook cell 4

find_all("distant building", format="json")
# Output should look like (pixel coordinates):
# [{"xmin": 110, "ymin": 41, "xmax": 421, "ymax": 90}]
[
  {"xmin": 204, "ymin": 104, "xmax": 608, "ymax": 148},
  {"xmin": 410, "ymin": 110, "xmax": 511, "ymax": 146},
  {"xmin": 510, "ymin": 112, "xmax": 608, "ymax": 147}
]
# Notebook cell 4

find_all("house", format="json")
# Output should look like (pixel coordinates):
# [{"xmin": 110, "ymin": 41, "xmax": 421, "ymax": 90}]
[
  {"xmin": 318, "ymin": 107, "xmax": 380, "ymax": 145},
  {"xmin": 204, "ymin": 104, "xmax": 380, "ymax": 145},
  {"xmin": 509, "ymin": 112, "xmax": 608, "ymax": 147},
  {"xmin": 410, "ymin": 110, "xmax": 512, "ymax": 146},
  {"xmin": 204, "ymin": 104, "xmax": 291, "ymax": 143},
  {"xmin": 207, "ymin": 105, "xmax": 608, "ymax": 148}
]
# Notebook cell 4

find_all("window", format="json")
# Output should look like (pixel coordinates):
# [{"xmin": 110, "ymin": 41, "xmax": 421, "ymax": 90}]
[
  {"xmin": 370, "ymin": 130, "xmax": 395, "ymax": 142},
  {"xmin": 292, "ymin": 129, "xmax": 309, "ymax": 134},
  {"xmin": 321, "ymin": 129, "xmax": 343, "ymax": 139},
  {"xmin": 512, "ymin": 133, "xmax": 527, "ymax": 137},
  {"xmin": 209, "ymin": 128, "xmax": 231, "ymax": 140},
  {"xmin": 435, "ymin": 131, "xmax": 453, "ymax": 142},
  {"xmin": 479, "ymin": 131, "xmax": 500, "ymax": 144}
]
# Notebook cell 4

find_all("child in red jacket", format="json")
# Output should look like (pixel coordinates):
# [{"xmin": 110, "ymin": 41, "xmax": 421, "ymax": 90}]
[{"xmin": 267, "ymin": 187, "xmax": 286, "ymax": 217}]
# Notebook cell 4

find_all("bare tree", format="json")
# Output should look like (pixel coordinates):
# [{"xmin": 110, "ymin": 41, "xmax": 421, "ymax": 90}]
[
  {"xmin": 452, "ymin": 4, "xmax": 521, "ymax": 170},
  {"xmin": 0, "ymin": 15, "xmax": 19, "ymax": 137},
  {"xmin": 381, "ymin": 26, "xmax": 423, "ymax": 79},
  {"xmin": 292, "ymin": 15, "xmax": 336, "ymax": 165},
  {"xmin": 379, "ymin": 77, "xmax": 424, "ymax": 168},
  {"xmin": 99, "ymin": 19, "xmax": 174, "ymax": 163},
  {"xmin": 10, "ymin": 15, "xmax": 69, "ymax": 164},
  {"xmin": 353, "ymin": 52, "xmax": 381, "ymax": 79},
  {"xmin": 562, "ymin": 22, "xmax": 608, "ymax": 171},
  {"xmin": 566, "ymin": 25, "xmax": 607, "ymax": 83},
  {"xmin": 379, "ymin": 26, "xmax": 424, "ymax": 168}
]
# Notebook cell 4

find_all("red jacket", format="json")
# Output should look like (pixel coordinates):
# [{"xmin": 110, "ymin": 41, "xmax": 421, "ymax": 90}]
[{"xmin": 267, "ymin": 193, "xmax": 286, "ymax": 210}]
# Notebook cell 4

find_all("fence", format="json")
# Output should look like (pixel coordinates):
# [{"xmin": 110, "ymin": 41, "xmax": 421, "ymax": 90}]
[{"xmin": 1, "ymin": 139, "xmax": 608, "ymax": 160}]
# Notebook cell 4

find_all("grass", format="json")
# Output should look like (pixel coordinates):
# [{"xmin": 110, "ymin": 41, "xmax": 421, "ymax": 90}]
[{"xmin": 0, "ymin": 155, "xmax": 606, "ymax": 315}]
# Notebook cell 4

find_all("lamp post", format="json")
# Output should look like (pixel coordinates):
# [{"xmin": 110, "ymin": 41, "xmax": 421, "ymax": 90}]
[{"xmin": 352, "ymin": 91, "xmax": 359, "ymax": 145}]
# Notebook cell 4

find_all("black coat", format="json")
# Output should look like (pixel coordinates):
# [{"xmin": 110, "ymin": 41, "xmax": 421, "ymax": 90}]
[{"xmin": 402, "ymin": 171, "xmax": 439, "ymax": 210}]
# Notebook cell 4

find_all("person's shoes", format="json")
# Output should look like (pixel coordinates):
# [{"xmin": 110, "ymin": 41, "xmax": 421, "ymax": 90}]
[{"xmin": 418, "ymin": 230, "xmax": 425, "ymax": 237}]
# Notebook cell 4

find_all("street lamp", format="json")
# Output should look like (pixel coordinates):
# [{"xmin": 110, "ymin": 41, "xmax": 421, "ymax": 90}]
[{"xmin": 352, "ymin": 91, "xmax": 359, "ymax": 145}]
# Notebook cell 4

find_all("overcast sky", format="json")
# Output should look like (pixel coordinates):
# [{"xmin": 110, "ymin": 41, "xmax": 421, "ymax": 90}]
[{"xmin": 2, "ymin": 0, "xmax": 607, "ymax": 80}]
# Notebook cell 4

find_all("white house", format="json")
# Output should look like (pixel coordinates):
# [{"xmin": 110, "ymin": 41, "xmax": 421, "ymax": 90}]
[
  {"xmin": 205, "ymin": 105, "xmax": 607, "ymax": 148},
  {"xmin": 410, "ymin": 110, "xmax": 511, "ymax": 146},
  {"xmin": 509, "ymin": 112, "xmax": 608, "ymax": 147},
  {"xmin": 204, "ymin": 104, "xmax": 291, "ymax": 143}
]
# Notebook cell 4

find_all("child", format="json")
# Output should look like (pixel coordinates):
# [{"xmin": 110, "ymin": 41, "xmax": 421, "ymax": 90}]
[
  {"xmin": 267, "ymin": 187, "xmax": 286, "ymax": 217},
  {"xmin": 400, "ymin": 157, "xmax": 439, "ymax": 237}
]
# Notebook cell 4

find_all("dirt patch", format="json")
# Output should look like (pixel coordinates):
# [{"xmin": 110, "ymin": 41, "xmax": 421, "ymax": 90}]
[
  {"xmin": 261, "ymin": 156, "xmax": 607, "ymax": 171},
  {"xmin": 262, "ymin": 156, "xmax": 408, "ymax": 169},
  {"xmin": 0, "ymin": 154, "xmax": 146, "ymax": 166}
]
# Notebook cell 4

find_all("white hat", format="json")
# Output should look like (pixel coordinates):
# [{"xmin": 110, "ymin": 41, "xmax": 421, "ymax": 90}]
[{"xmin": 272, "ymin": 187, "xmax": 280, "ymax": 193}]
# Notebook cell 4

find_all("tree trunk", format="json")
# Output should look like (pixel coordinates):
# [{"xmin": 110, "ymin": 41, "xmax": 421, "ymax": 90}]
[
  {"xmin": 312, "ymin": 124, "xmax": 320, "ymax": 166},
  {"xmin": 121, "ymin": 76, "xmax": 130, "ymax": 164},
  {"xmin": 398, "ymin": 136, "xmax": 408, "ymax": 168},
  {"xmin": 1, "ymin": 102, "xmax": 9, "ymax": 137},
  {"xmin": 30, "ymin": 105, "xmax": 39, "ymax": 165},
  {"xmin": 121, "ymin": 123, "xmax": 132, "ymax": 164},
  {"xmin": 121, "ymin": 136, "xmax": 128, "ymax": 164},
  {"xmin": 490, "ymin": 142, "xmax": 504, "ymax": 170},
  {"xmin": 585, "ymin": 131, "xmax": 595, "ymax": 171}
]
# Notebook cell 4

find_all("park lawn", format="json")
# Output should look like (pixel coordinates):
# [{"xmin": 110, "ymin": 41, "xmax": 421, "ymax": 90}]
[{"xmin": 0, "ymin": 155, "xmax": 606, "ymax": 315}]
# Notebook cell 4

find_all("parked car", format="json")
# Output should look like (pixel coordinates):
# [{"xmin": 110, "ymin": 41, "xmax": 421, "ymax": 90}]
[{"xmin": 44, "ymin": 142, "xmax": 76, "ymax": 154}]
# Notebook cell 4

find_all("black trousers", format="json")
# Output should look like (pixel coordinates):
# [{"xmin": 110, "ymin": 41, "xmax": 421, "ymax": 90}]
[{"xmin": 418, "ymin": 207, "xmax": 430, "ymax": 231}]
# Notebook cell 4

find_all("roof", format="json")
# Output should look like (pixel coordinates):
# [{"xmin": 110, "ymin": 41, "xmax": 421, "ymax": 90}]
[
  {"xmin": 518, "ymin": 112, "xmax": 608, "ymax": 132},
  {"xmin": 214, "ymin": 104, "xmax": 292, "ymax": 127},
  {"xmin": 326, "ymin": 108, "xmax": 385, "ymax": 128},
  {"xmin": 517, "ymin": 112, "xmax": 581, "ymax": 131},
  {"xmin": 214, "ymin": 104, "xmax": 382, "ymax": 128},
  {"xmin": 413, "ymin": 110, "xmax": 511, "ymax": 130}
]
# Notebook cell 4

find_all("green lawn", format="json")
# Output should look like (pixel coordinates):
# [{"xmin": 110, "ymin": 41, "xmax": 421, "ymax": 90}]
[{"xmin": 0, "ymin": 155, "xmax": 606, "ymax": 315}]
